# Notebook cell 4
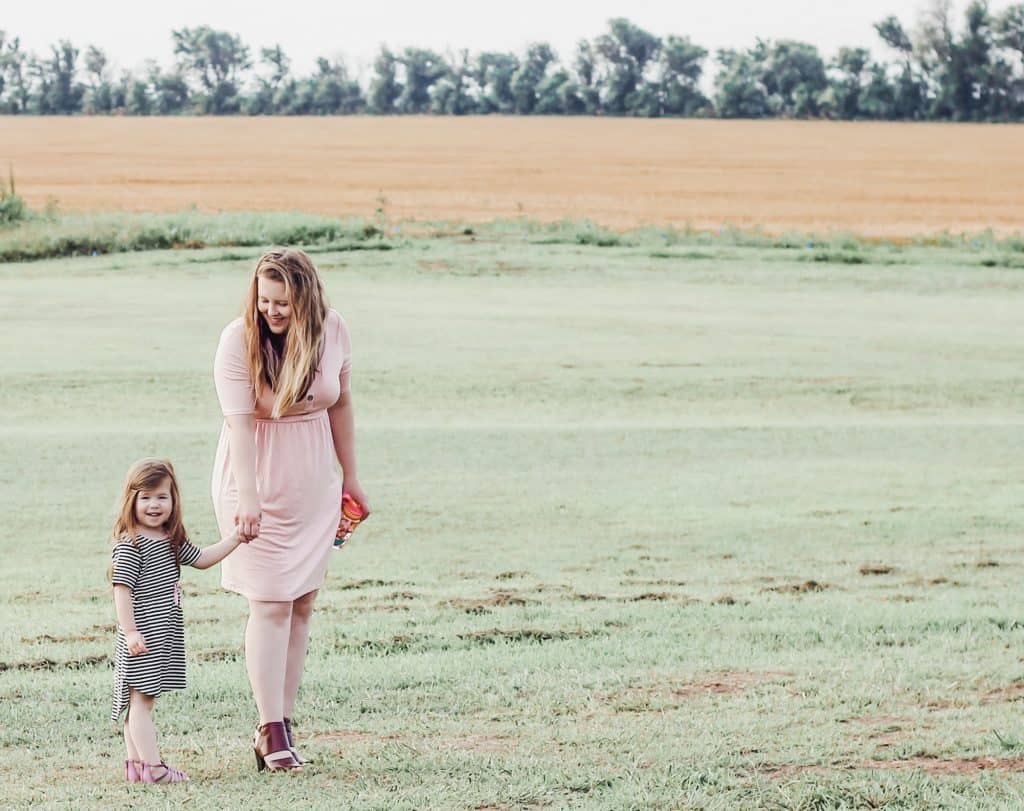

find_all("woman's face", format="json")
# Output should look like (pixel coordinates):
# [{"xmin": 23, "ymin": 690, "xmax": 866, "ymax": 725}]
[{"xmin": 257, "ymin": 276, "xmax": 291, "ymax": 335}]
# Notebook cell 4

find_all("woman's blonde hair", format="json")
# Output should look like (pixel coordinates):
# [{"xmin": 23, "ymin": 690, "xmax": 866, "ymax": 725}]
[
  {"xmin": 110, "ymin": 458, "xmax": 189, "ymax": 566},
  {"xmin": 243, "ymin": 247, "xmax": 328, "ymax": 419}
]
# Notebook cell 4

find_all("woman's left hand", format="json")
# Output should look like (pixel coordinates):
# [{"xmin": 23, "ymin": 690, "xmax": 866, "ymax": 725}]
[{"xmin": 343, "ymin": 480, "xmax": 371, "ymax": 518}]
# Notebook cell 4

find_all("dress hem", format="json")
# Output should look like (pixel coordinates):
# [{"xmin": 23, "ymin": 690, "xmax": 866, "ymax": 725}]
[{"xmin": 220, "ymin": 578, "xmax": 326, "ymax": 603}]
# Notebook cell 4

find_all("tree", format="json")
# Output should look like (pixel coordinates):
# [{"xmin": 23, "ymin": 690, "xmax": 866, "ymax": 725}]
[
  {"xmin": 571, "ymin": 41, "xmax": 601, "ymax": 113},
  {"xmin": 367, "ymin": 47, "xmax": 401, "ymax": 113},
  {"xmin": 759, "ymin": 40, "xmax": 827, "ymax": 117},
  {"xmin": 596, "ymin": 18, "xmax": 662, "ymax": 115},
  {"xmin": 874, "ymin": 15, "xmax": 927, "ymax": 118},
  {"xmin": 396, "ymin": 48, "xmax": 447, "ymax": 113},
  {"xmin": 713, "ymin": 48, "xmax": 770, "ymax": 117},
  {"xmin": 38, "ymin": 41, "xmax": 85, "ymax": 114},
  {"xmin": 511, "ymin": 42, "xmax": 556, "ymax": 113},
  {"xmin": 310, "ymin": 57, "xmax": 364, "ymax": 114},
  {"xmin": 248, "ymin": 45, "xmax": 290, "ymax": 114},
  {"xmin": 172, "ymin": 26, "xmax": 250, "ymax": 114},
  {"xmin": 148, "ymin": 62, "xmax": 190, "ymax": 114},
  {"xmin": 471, "ymin": 51, "xmax": 518, "ymax": 113},
  {"xmin": 658, "ymin": 35, "xmax": 708, "ymax": 115},
  {"xmin": 430, "ymin": 50, "xmax": 473, "ymax": 114},
  {"xmin": 83, "ymin": 45, "xmax": 114, "ymax": 113}
]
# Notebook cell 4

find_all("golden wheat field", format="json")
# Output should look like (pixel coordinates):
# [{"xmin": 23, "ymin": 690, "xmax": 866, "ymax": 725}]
[{"xmin": 4, "ymin": 116, "xmax": 1023, "ymax": 236}]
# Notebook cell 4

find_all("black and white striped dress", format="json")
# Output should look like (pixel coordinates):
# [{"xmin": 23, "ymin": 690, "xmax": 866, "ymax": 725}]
[{"xmin": 110, "ymin": 534, "xmax": 202, "ymax": 722}]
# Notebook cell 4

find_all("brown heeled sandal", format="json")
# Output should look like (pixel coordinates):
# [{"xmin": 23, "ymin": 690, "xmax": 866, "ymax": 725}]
[
  {"xmin": 283, "ymin": 717, "xmax": 312, "ymax": 765},
  {"xmin": 254, "ymin": 721, "xmax": 302, "ymax": 772}
]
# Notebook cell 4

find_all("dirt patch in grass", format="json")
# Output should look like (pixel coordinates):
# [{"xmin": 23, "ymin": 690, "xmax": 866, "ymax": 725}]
[
  {"xmin": 494, "ymin": 570, "xmax": 531, "ymax": 580},
  {"xmin": 458, "ymin": 627, "xmax": 600, "ymax": 645},
  {"xmin": 0, "ymin": 654, "xmax": 109, "ymax": 672},
  {"xmin": 712, "ymin": 594, "xmax": 748, "ymax": 605},
  {"xmin": 337, "ymin": 578, "xmax": 408, "ymax": 590},
  {"xmin": 882, "ymin": 594, "xmax": 917, "ymax": 602},
  {"xmin": 859, "ymin": 564, "xmax": 894, "ymax": 575},
  {"xmin": 23, "ymin": 631, "xmax": 106, "ymax": 644},
  {"xmin": 982, "ymin": 681, "xmax": 1024, "ymax": 704},
  {"xmin": 764, "ymin": 580, "xmax": 831, "ymax": 594},
  {"xmin": 571, "ymin": 592, "xmax": 609, "ymax": 601},
  {"xmin": 864, "ymin": 755, "xmax": 1024, "ymax": 774},
  {"xmin": 438, "ymin": 734, "xmax": 514, "ymax": 754},
  {"xmin": 613, "ymin": 670, "xmax": 792, "ymax": 712},
  {"xmin": 975, "ymin": 559, "xmax": 1001, "ymax": 568},
  {"xmin": 620, "ymin": 578, "xmax": 687, "ymax": 587},
  {"xmin": 623, "ymin": 591, "xmax": 696, "ymax": 603},
  {"xmin": 192, "ymin": 647, "xmax": 240, "ymax": 663},
  {"xmin": 443, "ymin": 591, "xmax": 535, "ymax": 614}
]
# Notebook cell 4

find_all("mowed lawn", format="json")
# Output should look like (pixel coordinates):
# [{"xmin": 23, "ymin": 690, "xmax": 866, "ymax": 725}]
[{"xmin": 1, "ymin": 236, "xmax": 1023, "ymax": 809}]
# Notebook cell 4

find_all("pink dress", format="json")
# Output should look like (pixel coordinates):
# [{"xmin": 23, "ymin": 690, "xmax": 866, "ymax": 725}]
[{"xmin": 212, "ymin": 309, "xmax": 352, "ymax": 601}]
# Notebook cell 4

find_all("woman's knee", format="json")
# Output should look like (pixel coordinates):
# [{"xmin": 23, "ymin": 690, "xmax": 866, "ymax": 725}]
[
  {"xmin": 249, "ymin": 599, "xmax": 293, "ymax": 626},
  {"xmin": 292, "ymin": 589, "xmax": 318, "ymax": 622}
]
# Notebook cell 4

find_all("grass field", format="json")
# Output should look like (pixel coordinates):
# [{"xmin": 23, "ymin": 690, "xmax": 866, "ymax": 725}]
[
  {"xmin": 6, "ymin": 116, "xmax": 1024, "ymax": 237},
  {"xmin": 1, "ymin": 233, "xmax": 1023, "ymax": 808}
]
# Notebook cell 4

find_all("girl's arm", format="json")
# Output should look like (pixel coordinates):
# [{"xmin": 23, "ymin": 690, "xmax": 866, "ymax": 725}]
[
  {"xmin": 113, "ymin": 585, "xmax": 148, "ymax": 655},
  {"xmin": 225, "ymin": 413, "xmax": 261, "ymax": 539},
  {"xmin": 327, "ymin": 390, "xmax": 371, "ymax": 514},
  {"xmin": 191, "ymin": 527, "xmax": 245, "ymax": 570}
]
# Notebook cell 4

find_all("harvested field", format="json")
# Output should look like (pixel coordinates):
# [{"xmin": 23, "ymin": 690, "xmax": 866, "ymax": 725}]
[{"xmin": 4, "ymin": 116, "xmax": 1023, "ymax": 237}]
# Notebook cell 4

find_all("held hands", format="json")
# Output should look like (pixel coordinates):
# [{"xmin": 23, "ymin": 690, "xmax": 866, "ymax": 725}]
[{"xmin": 125, "ymin": 630, "xmax": 148, "ymax": 656}]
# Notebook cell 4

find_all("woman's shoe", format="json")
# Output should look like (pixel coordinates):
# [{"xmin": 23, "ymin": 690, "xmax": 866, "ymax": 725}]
[
  {"xmin": 124, "ymin": 759, "xmax": 142, "ymax": 782},
  {"xmin": 283, "ymin": 717, "xmax": 311, "ymax": 765},
  {"xmin": 139, "ymin": 762, "xmax": 189, "ymax": 783},
  {"xmin": 254, "ymin": 721, "xmax": 302, "ymax": 772}
]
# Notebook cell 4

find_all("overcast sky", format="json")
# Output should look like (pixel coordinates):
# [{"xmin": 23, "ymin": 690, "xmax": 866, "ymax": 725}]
[{"xmin": 4, "ymin": 1, "xmax": 1018, "ymax": 80}]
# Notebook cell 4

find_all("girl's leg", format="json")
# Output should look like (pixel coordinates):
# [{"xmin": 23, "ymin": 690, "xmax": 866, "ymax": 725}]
[
  {"xmin": 127, "ymin": 689, "xmax": 159, "ymax": 764},
  {"xmin": 123, "ymin": 713, "xmax": 140, "ymax": 761},
  {"xmin": 245, "ymin": 599, "xmax": 293, "ymax": 724},
  {"xmin": 283, "ymin": 589, "xmax": 318, "ymax": 719}
]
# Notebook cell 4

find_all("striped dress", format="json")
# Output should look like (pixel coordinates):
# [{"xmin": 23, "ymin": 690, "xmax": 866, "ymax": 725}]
[{"xmin": 110, "ymin": 534, "xmax": 202, "ymax": 722}]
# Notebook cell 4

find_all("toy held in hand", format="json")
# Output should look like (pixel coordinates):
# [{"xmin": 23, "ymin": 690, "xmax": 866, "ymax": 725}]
[{"xmin": 333, "ymin": 493, "xmax": 366, "ymax": 550}]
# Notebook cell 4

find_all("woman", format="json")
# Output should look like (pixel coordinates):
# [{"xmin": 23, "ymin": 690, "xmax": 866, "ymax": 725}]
[{"xmin": 212, "ymin": 247, "xmax": 370, "ymax": 772}]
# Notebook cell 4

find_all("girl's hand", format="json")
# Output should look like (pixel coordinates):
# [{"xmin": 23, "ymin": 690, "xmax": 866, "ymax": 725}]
[
  {"xmin": 125, "ymin": 630, "xmax": 148, "ymax": 656},
  {"xmin": 235, "ymin": 494, "xmax": 261, "ymax": 541},
  {"xmin": 343, "ymin": 481, "xmax": 371, "ymax": 518}
]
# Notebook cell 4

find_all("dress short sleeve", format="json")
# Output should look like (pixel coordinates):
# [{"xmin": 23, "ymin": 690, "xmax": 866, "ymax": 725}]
[
  {"xmin": 214, "ymin": 320, "xmax": 256, "ymax": 416},
  {"xmin": 179, "ymin": 540, "xmax": 202, "ymax": 567},
  {"xmin": 111, "ymin": 543, "xmax": 142, "ymax": 589},
  {"xmin": 336, "ymin": 313, "xmax": 353, "ymax": 394}
]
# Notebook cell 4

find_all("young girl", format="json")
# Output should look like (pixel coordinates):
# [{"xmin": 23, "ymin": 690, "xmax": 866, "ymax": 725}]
[{"xmin": 110, "ymin": 457, "xmax": 248, "ymax": 784}]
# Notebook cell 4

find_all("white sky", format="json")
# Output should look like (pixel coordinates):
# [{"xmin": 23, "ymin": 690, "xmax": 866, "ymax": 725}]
[{"xmin": 4, "ymin": 0, "xmax": 1018, "ymax": 80}]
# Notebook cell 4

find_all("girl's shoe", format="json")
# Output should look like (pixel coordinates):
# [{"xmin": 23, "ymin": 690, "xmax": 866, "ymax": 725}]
[
  {"xmin": 283, "ymin": 717, "xmax": 311, "ymax": 765},
  {"xmin": 139, "ymin": 762, "xmax": 189, "ymax": 783},
  {"xmin": 124, "ymin": 759, "xmax": 142, "ymax": 782},
  {"xmin": 254, "ymin": 721, "xmax": 302, "ymax": 772}
]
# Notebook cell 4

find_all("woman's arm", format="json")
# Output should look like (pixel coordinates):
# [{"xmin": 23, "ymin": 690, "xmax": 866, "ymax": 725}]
[
  {"xmin": 225, "ymin": 413, "xmax": 262, "ymax": 539},
  {"xmin": 113, "ymin": 585, "xmax": 148, "ymax": 655},
  {"xmin": 191, "ymin": 527, "xmax": 245, "ymax": 570},
  {"xmin": 327, "ymin": 390, "xmax": 371, "ymax": 514}
]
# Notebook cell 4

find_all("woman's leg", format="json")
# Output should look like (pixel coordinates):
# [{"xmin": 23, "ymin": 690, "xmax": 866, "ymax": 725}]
[
  {"xmin": 127, "ymin": 689, "xmax": 159, "ymax": 764},
  {"xmin": 283, "ymin": 589, "xmax": 318, "ymax": 719},
  {"xmin": 245, "ymin": 599, "xmax": 293, "ymax": 724}
]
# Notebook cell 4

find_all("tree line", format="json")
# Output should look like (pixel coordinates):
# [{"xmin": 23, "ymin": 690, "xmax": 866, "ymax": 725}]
[{"xmin": 2, "ymin": 2, "xmax": 1024, "ymax": 120}]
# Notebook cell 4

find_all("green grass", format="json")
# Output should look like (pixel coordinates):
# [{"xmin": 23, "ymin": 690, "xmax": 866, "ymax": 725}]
[{"xmin": 2, "ymin": 235, "xmax": 1024, "ymax": 808}]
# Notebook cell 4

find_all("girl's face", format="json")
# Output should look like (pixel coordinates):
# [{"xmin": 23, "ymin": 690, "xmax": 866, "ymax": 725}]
[
  {"xmin": 257, "ymin": 276, "xmax": 291, "ymax": 335},
  {"xmin": 135, "ymin": 477, "xmax": 173, "ymax": 534}
]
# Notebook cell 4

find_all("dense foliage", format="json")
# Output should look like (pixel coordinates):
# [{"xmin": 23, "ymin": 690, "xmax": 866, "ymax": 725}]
[{"xmin": 2, "ymin": 3, "xmax": 1024, "ymax": 119}]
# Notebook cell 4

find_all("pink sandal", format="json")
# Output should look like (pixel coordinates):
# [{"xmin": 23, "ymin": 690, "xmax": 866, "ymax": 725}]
[
  {"xmin": 139, "ymin": 762, "xmax": 189, "ymax": 783},
  {"xmin": 124, "ymin": 759, "xmax": 142, "ymax": 782}
]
